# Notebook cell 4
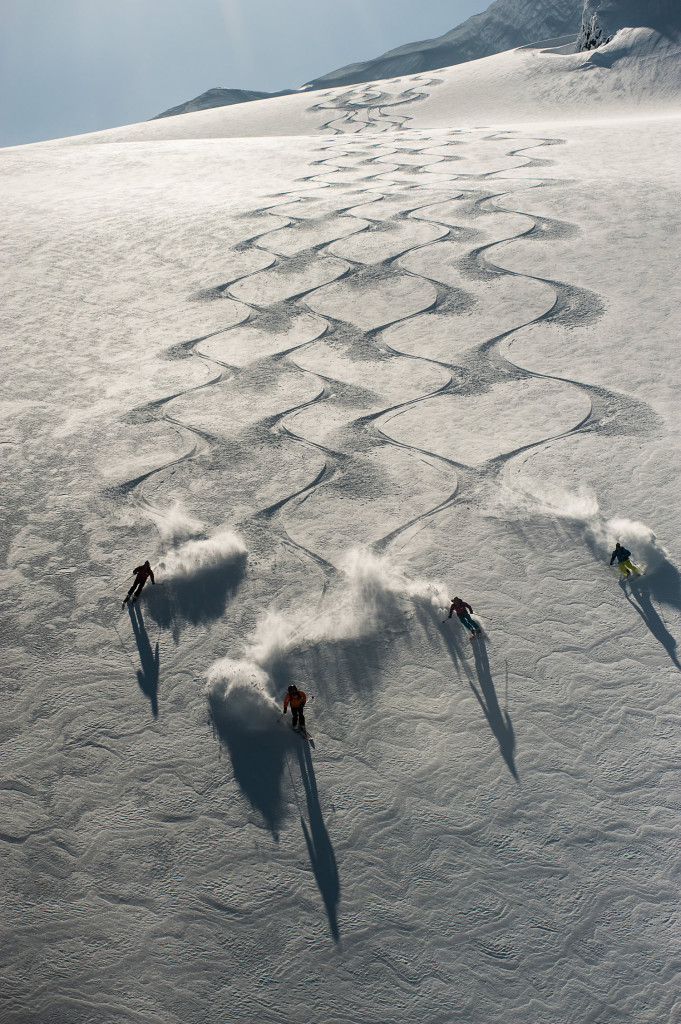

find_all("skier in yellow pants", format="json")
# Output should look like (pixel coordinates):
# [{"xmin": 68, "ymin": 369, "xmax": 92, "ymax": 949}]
[{"xmin": 609, "ymin": 542, "xmax": 642, "ymax": 579}]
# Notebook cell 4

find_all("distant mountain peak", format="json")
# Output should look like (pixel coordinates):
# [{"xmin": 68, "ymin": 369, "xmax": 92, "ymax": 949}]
[
  {"xmin": 154, "ymin": 86, "xmax": 294, "ymax": 120},
  {"xmin": 303, "ymin": 0, "xmax": 584, "ymax": 89}
]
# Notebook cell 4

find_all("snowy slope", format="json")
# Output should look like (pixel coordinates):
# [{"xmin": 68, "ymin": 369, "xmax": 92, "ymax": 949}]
[
  {"xmin": 1, "ymin": 19, "xmax": 681, "ymax": 1024},
  {"xmin": 52, "ymin": 21, "xmax": 681, "ymax": 146}
]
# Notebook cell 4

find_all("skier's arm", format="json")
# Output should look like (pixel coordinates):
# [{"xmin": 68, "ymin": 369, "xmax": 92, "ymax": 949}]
[
  {"xmin": 609, "ymin": 551, "xmax": 616, "ymax": 564},
  {"xmin": 464, "ymin": 602, "xmax": 473, "ymax": 614},
  {"xmin": 283, "ymin": 694, "xmax": 290, "ymax": 713},
  {"xmin": 447, "ymin": 602, "xmax": 454, "ymax": 619}
]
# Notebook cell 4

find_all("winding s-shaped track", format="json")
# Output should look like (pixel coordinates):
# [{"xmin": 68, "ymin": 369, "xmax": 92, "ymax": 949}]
[{"xmin": 116, "ymin": 82, "xmax": 659, "ymax": 576}]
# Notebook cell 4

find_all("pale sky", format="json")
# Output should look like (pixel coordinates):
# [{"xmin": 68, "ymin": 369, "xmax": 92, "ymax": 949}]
[{"xmin": 0, "ymin": 0, "xmax": 488, "ymax": 147}]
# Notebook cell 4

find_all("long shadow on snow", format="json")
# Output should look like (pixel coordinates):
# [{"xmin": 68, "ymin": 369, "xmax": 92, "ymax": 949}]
[
  {"xmin": 437, "ymin": 614, "xmax": 518, "ymax": 780},
  {"xmin": 128, "ymin": 603, "xmax": 159, "ymax": 717},
  {"xmin": 622, "ymin": 577, "xmax": 681, "ymax": 671},
  {"xmin": 300, "ymin": 590, "xmax": 414, "ymax": 704},
  {"xmin": 424, "ymin": 607, "xmax": 474, "ymax": 684},
  {"xmin": 470, "ymin": 640, "xmax": 518, "ymax": 781},
  {"xmin": 296, "ymin": 741, "xmax": 341, "ymax": 942},
  {"xmin": 639, "ymin": 558, "xmax": 681, "ymax": 614},
  {"xmin": 208, "ymin": 686, "xmax": 294, "ymax": 840},
  {"xmin": 144, "ymin": 551, "xmax": 247, "ymax": 642},
  {"xmin": 301, "ymin": 634, "xmax": 387, "ymax": 703}
]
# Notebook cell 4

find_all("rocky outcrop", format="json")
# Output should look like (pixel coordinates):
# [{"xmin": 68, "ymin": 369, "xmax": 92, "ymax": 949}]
[{"xmin": 577, "ymin": 0, "xmax": 681, "ymax": 51}]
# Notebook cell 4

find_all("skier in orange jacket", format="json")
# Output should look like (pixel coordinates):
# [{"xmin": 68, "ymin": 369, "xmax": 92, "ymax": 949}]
[
  {"xmin": 123, "ymin": 560, "xmax": 155, "ymax": 607},
  {"xmin": 283, "ymin": 685, "xmax": 307, "ymax": 732}
]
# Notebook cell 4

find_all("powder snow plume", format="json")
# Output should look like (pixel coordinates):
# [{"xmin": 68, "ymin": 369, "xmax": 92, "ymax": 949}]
[
  {"xmin": 206, "ymin": 546, "xmax": 450, "ymax": 712},
  {"xmin": 252, "ymin": 546, "xmax": 450, "ymax": 656},
  {"xmin": 144, "ymin": 527, "xmax": 248, "ymax": 637},
  {"xmin": 524, "ymin": 484, "xmax": 675, "ymax": 577},
  {"xmin": 150, "ymin": 502, "xmax": 205, "ymax": 545},
  {"xmin": 158, "ymin": 527, "xmax": 247, "ymax": 579},
  {"xmin": 339, "ymin": 547, "xmax": 449, "ymax": 630},
  {"xmin": 206, "ymin": 658, "xmax": 279, "ymax": 732},
  {"xmin": 593, "ymin": 516, "xmax": 671, "ymax": 574}
]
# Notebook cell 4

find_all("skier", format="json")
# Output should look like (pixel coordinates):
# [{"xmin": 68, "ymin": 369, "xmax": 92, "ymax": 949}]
[
  {"xmin": 283, "ymin": 684, "xmax": 307, "ymax": 733},
  {"xmin": 609, "ymin": 542, "xmax": 642, "ymax": 579},
  {"xmin": 447, "ymin": 596, "xmax": 481, "ymax": 638},
  {"xmin": 122, "ymin": 560, "xmax": 156, "ymax": 607}
]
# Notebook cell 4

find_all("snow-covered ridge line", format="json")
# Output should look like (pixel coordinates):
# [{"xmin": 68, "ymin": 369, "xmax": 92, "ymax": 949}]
[{"xmin": 305, "ymin": 0, "xmax": 584, "ymax": 89}]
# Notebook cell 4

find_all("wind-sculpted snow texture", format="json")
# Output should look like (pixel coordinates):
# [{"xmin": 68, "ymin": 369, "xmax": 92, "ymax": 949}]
[{"xmin": 1, "ymin": 63, "xmax": 680, "ymax": 1024}]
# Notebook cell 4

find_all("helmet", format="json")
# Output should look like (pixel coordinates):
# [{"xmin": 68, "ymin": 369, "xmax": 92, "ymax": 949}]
[
  {"xmin": 287, "ymin": 685, "xmax": 297, "ymax": 694},
  {"xmin": 145, "ymin": 559, "xmax": 150, "ymax": 565}
]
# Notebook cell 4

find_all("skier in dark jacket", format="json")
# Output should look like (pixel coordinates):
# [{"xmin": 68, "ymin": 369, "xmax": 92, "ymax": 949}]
[
  {"xmin": 283, "ymin": 685, "xmax": 307, "ymax": 732},
  {"xmin": 609, "ymin": 542, "xmax": 642, "ymax": 579},
  {"xmin": 123, "ymin": 560, "xmax": 155, "ymax": 606},
  {"xmin": 448, "ymin": 596, "xmax": 481, "ymax": 636}
]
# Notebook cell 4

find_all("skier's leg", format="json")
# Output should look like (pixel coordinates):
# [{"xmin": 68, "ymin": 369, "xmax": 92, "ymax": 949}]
[
  {"xmin": 619, "ymin": 562, "xmax": 630, "ymax": 578},
  {"xmin": 460, "ymin": 614, "xmax": 475, "ymax": 634},
  {"xmin": 298, "ymin": 710, "xmax": 306, "ymax": 731},
  {"xmin": 291, "ymin": 707, "xmax": 300, "ymax": 730}
]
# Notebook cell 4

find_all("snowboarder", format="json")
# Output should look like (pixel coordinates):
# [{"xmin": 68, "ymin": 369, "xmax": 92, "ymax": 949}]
[
  {"xmin": 447, "ymin": 596, "xmax": 482, "ymax": 637},
  {"xmin": 123, "ymin": 560, "xmax": 156, "ymax": 607},
  {"xmin": 283, "ymin": 685, "xmax": 307, "ymax": 733},
  {"xmin": 609, "ymin": 542, "xmax": 642, "ymax": 579}
]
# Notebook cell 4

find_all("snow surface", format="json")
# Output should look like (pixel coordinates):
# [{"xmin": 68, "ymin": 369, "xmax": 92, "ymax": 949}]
[{"xmin": 1, "ymin": 22, "xmax": 681, "ymax": 1024}]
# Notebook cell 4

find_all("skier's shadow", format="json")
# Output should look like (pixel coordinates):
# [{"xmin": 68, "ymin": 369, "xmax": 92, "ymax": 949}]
[
  {"xmin": 296, "ymin": 741, "xmax": 340, "ymax": 943},
  {"xmin": 128, "ymin": 604, "xmax": 159, "ymax": 717},
  {"xmin": 435, "ymin": 619, "xmax": 517, "ymax": 777},
  {"xmin": 470, "ymin": 642, "xmax": 518, "ymax": 781},
  {"xmin": 622, "ymin": 579, "xmax": 681, "ymax": 670}
]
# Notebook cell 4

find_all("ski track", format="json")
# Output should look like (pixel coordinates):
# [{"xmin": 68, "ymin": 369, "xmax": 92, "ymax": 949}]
[
  {"xmin": 88, "ymin": 80, "xmax": 674, "ymax": 1005},
  {"xmin": 121, "ymin": 79, "xmax": 654, "ymax": 572}
]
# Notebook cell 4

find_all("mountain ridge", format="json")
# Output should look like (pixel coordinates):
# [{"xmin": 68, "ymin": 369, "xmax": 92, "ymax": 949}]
[
  {"xmin": 154, "ymin": 0, "xmax": 585, "ymax": 118},
  {"xmin": 303, "ymin": 0, "xmax": 584, "ymax": 88},
  {"xmin": 154, "ymin": 86, "xmax": 295, "ymax": 120}
]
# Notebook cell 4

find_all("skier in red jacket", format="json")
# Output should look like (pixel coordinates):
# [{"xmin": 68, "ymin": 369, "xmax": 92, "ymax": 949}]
[
  {"xmin": 123, "ymin": 560, "xmax": 155, "ymax": 607},
  {"xmin": 447, "ymin": 596, "xmax": 481, "ymax": 638}
]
